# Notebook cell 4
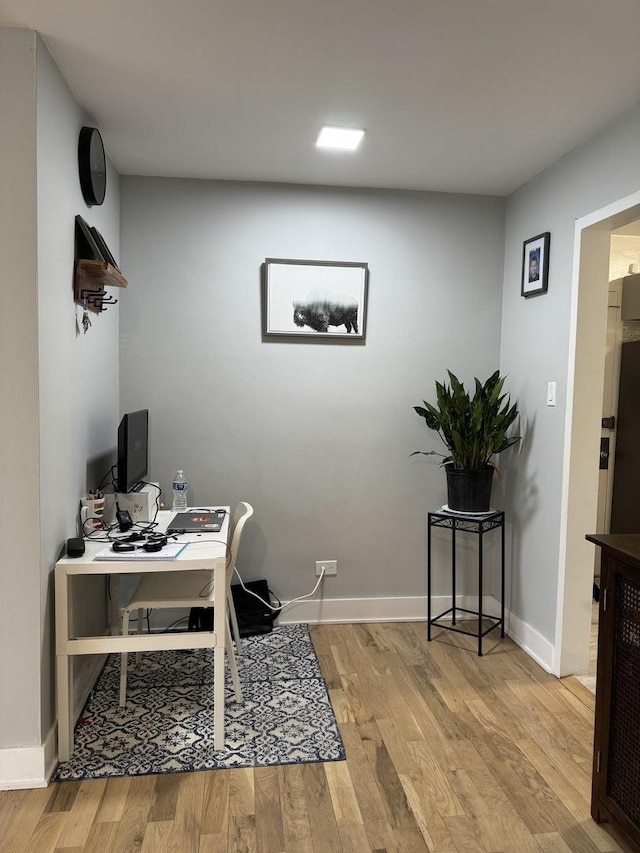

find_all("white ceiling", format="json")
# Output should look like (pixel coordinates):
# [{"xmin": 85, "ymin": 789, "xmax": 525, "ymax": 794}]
[{"xmin": 2, "ymin": 0, "xmax": 640, "ymax": 196}]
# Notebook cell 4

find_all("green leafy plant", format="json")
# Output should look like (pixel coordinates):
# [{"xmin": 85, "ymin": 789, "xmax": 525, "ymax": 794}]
[{"xmin": 412, "ymin": 370, "xmax": 520, "ymax": 470}]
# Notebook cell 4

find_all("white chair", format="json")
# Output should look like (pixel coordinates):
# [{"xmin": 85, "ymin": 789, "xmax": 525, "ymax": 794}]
[{"xmin": 119, "ymin": 501, "xmax": 254, "ymax": 708}]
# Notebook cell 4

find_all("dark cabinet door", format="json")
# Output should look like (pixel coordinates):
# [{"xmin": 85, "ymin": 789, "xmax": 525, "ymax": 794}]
[{"xmin": 592, "ymin": 551, "xmax": 640, "ymax": 850}]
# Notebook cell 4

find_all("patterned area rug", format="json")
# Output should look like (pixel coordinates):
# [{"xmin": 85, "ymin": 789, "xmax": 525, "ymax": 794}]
[{"xmin": 53, "ymin": 624, "xmax": 345, "ymax": 781}]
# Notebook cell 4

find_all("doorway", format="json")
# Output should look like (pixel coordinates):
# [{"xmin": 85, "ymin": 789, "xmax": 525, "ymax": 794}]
[{"xmin": 556, "ymin": 191, "xmax": 640, "ymax": 678}]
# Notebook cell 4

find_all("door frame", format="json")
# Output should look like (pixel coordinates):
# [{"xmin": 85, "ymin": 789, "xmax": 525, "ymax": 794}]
[{"xmin": 556, "ymin": 188, "xmax": 640, "ymax": 676}]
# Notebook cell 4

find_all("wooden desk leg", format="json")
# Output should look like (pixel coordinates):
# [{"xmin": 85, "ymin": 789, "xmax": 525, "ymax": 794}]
[
  {"xmin": 213, "ymin": 646, "xmax": 225, "ymax": 750},
  {"xmin": 213, "ymin": 564, "xmax": 226, "ymax": 751},
  {"xmin": 109, "ymin": 575, "xmax": 121, "ymax": 636},
  {"xmin": 55, "ymin": 569, "xmax": 73, "ymax": 762},
  {"xmin": 56, "ymin": 654, "xmax": 72, "ymax": 763}
]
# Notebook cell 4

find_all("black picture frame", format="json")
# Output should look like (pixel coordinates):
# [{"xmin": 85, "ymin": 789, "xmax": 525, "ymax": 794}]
[
  {"xmin": 90, "ymin": 226, "xmax": 120, "ymax": 271},
  {"xmin": 74, "ymin": 215, "xmax": 104, "ymax": 262},
  {"xmin": 521, "ymin": 232, "xmax": 550, "ymax": 298},
  {"xmin": 263, "ymin": 258, "xmax": 368, "ymax": 339}
]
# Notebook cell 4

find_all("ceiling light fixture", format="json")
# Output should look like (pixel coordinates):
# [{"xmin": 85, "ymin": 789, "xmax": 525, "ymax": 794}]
[{"xmin": 316, "ymin": 126, "xmax": 365, "ymax": 151}]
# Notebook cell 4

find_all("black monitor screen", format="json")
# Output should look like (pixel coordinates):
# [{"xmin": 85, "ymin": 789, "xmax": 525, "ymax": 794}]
[{"xmin": 116, "ymin": 409, "xmax": 149, "ymax": 493}]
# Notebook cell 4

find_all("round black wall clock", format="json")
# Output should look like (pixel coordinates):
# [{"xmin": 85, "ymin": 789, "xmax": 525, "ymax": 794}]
[{"xmin": 78, "ymin": 126, "xmax": 106, "ymax": 207}]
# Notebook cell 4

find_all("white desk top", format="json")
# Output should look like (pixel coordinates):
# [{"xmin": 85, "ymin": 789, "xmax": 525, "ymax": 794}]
[{"xmin": 56, "ymin": 507, "xmax": 230, "ymax": 575}]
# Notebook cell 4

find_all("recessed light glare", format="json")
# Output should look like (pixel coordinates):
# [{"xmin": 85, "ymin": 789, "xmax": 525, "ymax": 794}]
[{"xmin": 316, "ymin": 126, "xmax": 365, "ymax": 151}]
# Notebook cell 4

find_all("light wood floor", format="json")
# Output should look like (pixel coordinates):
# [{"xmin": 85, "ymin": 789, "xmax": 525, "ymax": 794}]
[
  {"xmin": 574, "ymin": 602, "xmax": 599, "ymax": 694},
  {"xmin": 0, "ymin": 622, "xmax": 633, "ymax": 853}
]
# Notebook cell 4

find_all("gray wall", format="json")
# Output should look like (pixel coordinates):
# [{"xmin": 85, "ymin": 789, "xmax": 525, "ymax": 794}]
[
  {"xmin": 0, "ymin": 27, "xmax": 41, "ymax": 752},
  {"xmin": 0, "ymin": 28, "xmax": 120, "ymax": 759},
  {"xmin": 120, "ymin": 179, "xmax": 506, "ymax": 605},
  {"xmin": 36, "ymin": 38, "xmax": 121, "ymax": 741},
  {"xmin": 500, "ymin": 106, "xmax": 640, "ymax": 644}
]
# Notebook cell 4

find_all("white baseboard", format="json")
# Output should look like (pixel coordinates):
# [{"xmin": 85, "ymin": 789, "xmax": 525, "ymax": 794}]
[
  {"xmin": 503, "ymin": 608, "xmax": 555, "ymax": 673},
  {"xmin": 279, "ymin": 593, "xmax": 502, "ymax": 626},
  {"xmin": 0, "ymin": 656, "xmax": 107, "ymax": 790},
  {"xmin": 279, "ymin": 595, "xmax": 428, "ymax": 624},
  {"xmin": 280, "ymin": 594, "xmax": 556, "ymax": 673},
  {"xmin": 0, "ymin": 734, "xmax": 51, "ymax": 790}
]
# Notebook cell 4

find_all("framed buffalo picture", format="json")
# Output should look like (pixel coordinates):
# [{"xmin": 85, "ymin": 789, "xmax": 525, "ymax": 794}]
[{"xmin": 263, "ymin": 258, "xmax": 368, "ymax": 339}]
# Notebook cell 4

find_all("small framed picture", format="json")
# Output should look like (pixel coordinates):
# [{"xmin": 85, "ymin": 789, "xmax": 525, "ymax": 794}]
[
  {"xmin": 521, "ymin": 232, "xmax": 550, "ymax": 298},
  {"xmin": 90, "ymin": 226, "xmax": 120, "ymax": 271},
  {"xmin": 74, "ymin": 215, "xmax": 104, "ymax": 262},
  {"xmin": 263, "ymin": 258, "xmax": 368, "ymax": 339}
]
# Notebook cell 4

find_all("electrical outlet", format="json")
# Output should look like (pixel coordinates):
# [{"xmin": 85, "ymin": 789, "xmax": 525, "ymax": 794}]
[{"xmin": 316, "ymin": 560, "xmax": 337, "ymax": 577}]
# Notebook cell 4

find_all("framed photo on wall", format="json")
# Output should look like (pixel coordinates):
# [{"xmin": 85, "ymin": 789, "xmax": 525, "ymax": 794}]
[
  {"xmin": 521, "ymin": 232, "xmax": 550, "ymax": 298},
  {"xmin": 90, "ymin": 226, "xmax": 120, "ymax": 271},
  {"xmin": 263, "ymin": 258, "xmax": 368, "ymax": 339}
]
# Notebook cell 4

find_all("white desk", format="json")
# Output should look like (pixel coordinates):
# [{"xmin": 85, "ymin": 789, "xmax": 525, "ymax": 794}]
[{"xmin": 55, "ymin": 507, "xmax": 230, "ymax": 762}]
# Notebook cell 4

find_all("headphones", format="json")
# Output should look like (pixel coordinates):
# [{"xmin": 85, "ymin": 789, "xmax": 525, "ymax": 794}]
[
  {"xmin": 111, "ymin": 533, "xmax": 173, "ymax": 554},
  {"xmin": 142, "ymin": 534, "xmax": 168, "ymax": 552},
  {"xmin": 112, "ymin": 540, "xmax": 136, "ymax": 553}
]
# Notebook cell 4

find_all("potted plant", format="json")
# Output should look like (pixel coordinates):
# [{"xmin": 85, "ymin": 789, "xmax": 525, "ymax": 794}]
[{"xmin": 412, "ymin": 370, "xmax": 520, "ymax": 512}]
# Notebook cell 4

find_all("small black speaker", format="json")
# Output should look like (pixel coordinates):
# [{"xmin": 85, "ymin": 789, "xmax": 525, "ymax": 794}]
[{"xmin": 66, "ymin": 537, "xmax": 85, "ymax": 558}]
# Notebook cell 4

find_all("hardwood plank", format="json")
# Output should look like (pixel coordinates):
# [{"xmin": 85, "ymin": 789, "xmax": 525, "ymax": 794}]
[
  {"xmin": 399, "ymin": 772, "xmax": 455, "ymax": 852},
  {"xmin": 535, "ymin": 832, "xmax": 574, "ymax": 852},
  {"xmin": 201, "ymin": 770, "xmax": 230, "ymax": 837},
  {"xmin": 442, "ymin": 815, "xmax": 490, "ymax": 853},
  {"xmin": 560, "ymin": 822, "xmax": 612, "ymax": 853},
  {"xmin": 0, "ymin": 785, "xmax": 56, "ymax": 853},
  {"xmin": 198, "ymin": 832, "xmax": 229, "ymax": 852},
  {"xmin": 228, "ymin": 769, "xmax": 255, "ymax": 816},
  {"xmin": 94, "ymin": 777, "xmax": 131, "ymax": 823},
  {"xmin": 254, "ymin": 767, "xmax": 285, "ymax": 853},
  {"xmin": 278, "ymin": 765, "xmax": 314, "ymax": 853},
  {"xmin": 338, "ymin": 723, "xmax": 405, "ymax": 853},
  {"xmin": 56, "ymin": 779, "xmax": 106, "ymax": 849},
  {"xmin": 164, "ymin": 770, "xmax": 205, "ymax": 852},
  {"xmin": 228, "ymin": 813, "xmax": 256, "ymax": 853},
  {"xmin": 21, "ymin": 811, "xmax": 66, "ymax": 853},
  {"xmin": 405, "ymin": 740, "xmax": 465, "ymax": 819},
  {"xmin": 45, "ymin": 781, "xmax": 81, "ymax": 814},
  {"xmin": 560, "ymin": 677, "xmax": 596, "ymax": 714},
  {"xmin": 336, "ymin": 823, "xmax": 374, "ymax": 853},
  {"xmin": 109, "ymin": 775, "xmax": 156, "ymax": 852},
  {"xmin": 81, "ymin": 819, "xmax": 119, "ymax": 853},
  {"xmin": 367, "ymin": 738, "xmax": 424, "ymax": 835},
  {"xmin": 324, "ymin": 760, "xmax": 364, "ymax": 826},
  {"xmin": 451, "ymin": 764, "xmax": 540, "ymax": 853},
  {"xmin": 148, "ymin": 772, "xmax": 181, "ymax": 823},
  {"xmin": 329, "ymin": 686, "xmax": 356, "ymax": 724},
  {"xmin": 140, "ymin": 818, "xmax": 173, "ymax": 852},
  {"xmin": 575, "ymin": 820, "xmax": 627, "ymax": 853},
  {"xmin": 0, "ymin": 790, "xmax": 24, "ymax": 830},
  {"xmin": 302, "ymin": 762, "xmax": 342, "ymax": 853}
]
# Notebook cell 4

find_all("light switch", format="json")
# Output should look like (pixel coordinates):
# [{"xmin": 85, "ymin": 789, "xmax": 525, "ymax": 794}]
[{"xmin": 547, "ymin": 381, "xmax": 557, "ymax": 407}]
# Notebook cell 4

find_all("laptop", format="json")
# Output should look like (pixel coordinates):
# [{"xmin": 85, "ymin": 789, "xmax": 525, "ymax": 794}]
[{"xmin": 166, "ymin": 509, "xmax": 226, "ymax": 534}]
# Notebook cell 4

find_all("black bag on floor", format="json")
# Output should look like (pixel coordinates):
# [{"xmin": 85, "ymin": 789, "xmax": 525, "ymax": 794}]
[
  {"xmin": 188, "ymin": 579, "xmax": 281, "ymax": 637},
  {"xmin": 231, "ymin": 579, "xmax": 281, "ymax": 637}
]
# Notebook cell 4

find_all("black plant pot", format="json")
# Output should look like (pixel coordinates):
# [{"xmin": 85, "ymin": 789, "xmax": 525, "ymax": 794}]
[{"xmin": 445, "ymin": 465, "xmax": 494, "ymax": 513}]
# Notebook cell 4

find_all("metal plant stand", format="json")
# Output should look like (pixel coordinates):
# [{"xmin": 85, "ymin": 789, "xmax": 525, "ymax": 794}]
[{"xmin": 427, "ymin": 508, "xmax": 505, "ymax": 656}]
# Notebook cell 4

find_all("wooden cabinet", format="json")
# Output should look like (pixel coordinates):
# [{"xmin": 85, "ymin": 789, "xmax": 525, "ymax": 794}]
[{"xmin": 587, "ymin": 533, "xmax": 640, "ymax": 852}]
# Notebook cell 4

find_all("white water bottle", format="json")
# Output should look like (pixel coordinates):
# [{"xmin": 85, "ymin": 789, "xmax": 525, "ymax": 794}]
[{"xmin": 172, "ymin": 470, "xmax": 188, "ymax": 511}]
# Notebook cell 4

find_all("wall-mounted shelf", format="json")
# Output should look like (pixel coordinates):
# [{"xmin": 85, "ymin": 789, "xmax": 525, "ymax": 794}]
[{"xmin": 74, "ymin": 259, "xmax": 127, "ymax": 314}]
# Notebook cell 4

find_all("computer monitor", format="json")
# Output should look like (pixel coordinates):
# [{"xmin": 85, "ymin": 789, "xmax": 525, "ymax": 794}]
[{"xmin": 116, "ymin": 409, "xmax": 149, "ymax": 493}]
